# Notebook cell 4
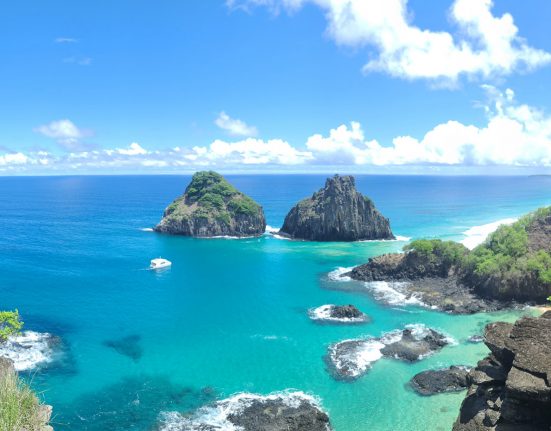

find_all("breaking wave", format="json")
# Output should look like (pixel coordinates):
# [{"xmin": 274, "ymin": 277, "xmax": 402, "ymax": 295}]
[
  {"xmin": 0, "ymin": 331, "xmax": 58, "ymax": 372},
  {"xmin": 461, "ymin": 218, "xmax": 517, "ymax": 250}
]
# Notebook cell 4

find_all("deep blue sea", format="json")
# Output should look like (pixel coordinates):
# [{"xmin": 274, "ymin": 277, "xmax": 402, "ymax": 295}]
[{"xmin": 1, "ymin": 175, "xmax": 550, "ymax": 431}]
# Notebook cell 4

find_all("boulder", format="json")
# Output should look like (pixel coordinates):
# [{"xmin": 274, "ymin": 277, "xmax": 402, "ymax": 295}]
[
  {"xmin": 279, "ymin": 175, "xmax": 394, "ymax": 241},
  {"xmin": 410, "ymin": 366, "xmax": 470, "ymax": 396}
]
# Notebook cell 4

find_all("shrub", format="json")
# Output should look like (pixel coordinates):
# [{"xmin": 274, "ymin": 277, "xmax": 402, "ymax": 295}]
[
  {"xmin": 0, "ymin": 310, "xmax": 23, "ymax": 342},
  {"xmin": 403, "ymin": 239, "xmax": 468, "ymax": 267}
]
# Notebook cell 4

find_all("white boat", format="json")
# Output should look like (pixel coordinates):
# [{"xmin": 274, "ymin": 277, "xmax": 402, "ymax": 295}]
[{"xmin": 150, "ymin": 258, "xmax": 172, "ymax": 270}]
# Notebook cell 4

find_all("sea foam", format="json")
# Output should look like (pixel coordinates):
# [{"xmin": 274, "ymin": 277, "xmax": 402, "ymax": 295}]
[
  {"xmin": 364, "ymin": 281, "xmax": 426, "ymax": 307},
  {"xmin": 461, "ymin": 218, "xmax": 517, "ymax": 249},
  {"xmin": 0, "ymin": 331, "xmax": 57, "ymax": 371},
  {"xmin": 327, "ymin": 266, "xmax": 354, "ymax": 282}
]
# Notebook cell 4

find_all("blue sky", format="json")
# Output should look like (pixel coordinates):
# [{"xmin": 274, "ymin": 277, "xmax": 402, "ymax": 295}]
[{"xmin": 2, "ymin": 0, "xmax": 551, "ymax": 174}]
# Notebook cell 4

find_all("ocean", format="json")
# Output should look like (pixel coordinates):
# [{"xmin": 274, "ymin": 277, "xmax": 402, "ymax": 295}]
[{"xmin": 0, "ymin": 174, "xmax": 550, "ymax": 431}]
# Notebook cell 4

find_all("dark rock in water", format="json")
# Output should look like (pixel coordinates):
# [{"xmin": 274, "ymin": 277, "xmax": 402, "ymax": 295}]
[
  {"xmin": 158, "ymin": 392, "xmax": 332, "ymax": 431},
  {"xmin": 541, "ymin": 310, "xmax": 551, "ymax": 319},
  {"xmin": 467, "ymin": 335, "xmax": 484, "ymax": 343},
  {"xmin": 309, "ymin": 304, "xmax": 369, "ymax": 324},
  {"xmin": 331, "ymin": 305, "xmax": 363, "ymax": 319},
  {"xmin": 327, "ymin": 325, "xmax": 452, "ymax": 381},
  {"xmin": 155, "ymin": 171, "xmax": 266, "ymax": 237},
  {"xmin": 453, "ymin": 315, "xmax": 551, "ymax": 430},
  {"xmin": 279, "ymin": 175, "xmax": 394, "ymax": 241},
  {"xmin": 103, "ymin": 334, "xmax": 143, "ymax": 362},
  {"xmin": 228, "ymin": 396, "xmax": 332, "ymax": 431},
  {"xmin": 410, "ymin": 366, "xmax": 471, "ymax": 396},
  {"xmin": 380, "ymin": 327, "xmax": 449, "ymax": 362}
]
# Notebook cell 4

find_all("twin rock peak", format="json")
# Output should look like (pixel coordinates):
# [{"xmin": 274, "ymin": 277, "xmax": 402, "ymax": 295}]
[{"xmin": 155, "ymin": 171, "xmax": 394, "ymax": 241}]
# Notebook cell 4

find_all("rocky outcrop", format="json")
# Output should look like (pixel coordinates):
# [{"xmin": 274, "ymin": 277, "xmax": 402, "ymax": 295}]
[
  {"xmin": 155, "ymin": 171, "xmax": 266, "ymax": 237},
  {"xmin": 159, "ymin": 392, "xmax": 332, "ymax": 431},
  {"xmin": 453, "ymin": 314, "xmax": 551, "ymax": 430},
  {"xmin": 279, "ymin": 175, "xmax": 394, "ymax": 241},
  {"xmin": 410, "ymin": 366, "xmax": 470, "ymax": 396},
  {"xmin": 308, "ymin": 304, "xmax": 369, "ymax": 324},
  {"xmin": 327, "ymin": 325, "xmax": 452, "ymax": 380},
  {"xmin": 380, "ymin": 326, "xmax": 450, "ymax": 362}
]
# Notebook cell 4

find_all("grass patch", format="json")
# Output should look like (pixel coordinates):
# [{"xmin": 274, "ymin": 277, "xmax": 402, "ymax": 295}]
[{"xmin": 0, "ymin": 365, "xmax": 46, "ymax": 431}]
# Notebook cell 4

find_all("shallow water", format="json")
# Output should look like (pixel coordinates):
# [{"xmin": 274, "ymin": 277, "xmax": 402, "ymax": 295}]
[{"xmin": 0, "ymin": 175, "xmax": 549, "ymax": 431}]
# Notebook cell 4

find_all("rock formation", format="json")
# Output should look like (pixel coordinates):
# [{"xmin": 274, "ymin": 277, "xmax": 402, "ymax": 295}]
[
  {"xmin": 279, "ymin": 175, "xmax": 394, "ymax": 241},
  {"xmin": 308, "ymin": 304, "xmax": 369, "ymax": 324},
  {"xmin": 155, "ymin": 171, "xmax": 266, "ymax": 237},
  {"xmin": 410, "ymin": 366, "xmax": 470, "ymax": 396},
  {"xmin": 453, "ymin": 313, "xmax": 551, "ymax": 430},
  {"xmin": 159, "ymin": 392, "xmax": 333, "ymax": 431},
  {"xmin": 327, "ymin": 325, "xmax": 451, "ymax": 380}
]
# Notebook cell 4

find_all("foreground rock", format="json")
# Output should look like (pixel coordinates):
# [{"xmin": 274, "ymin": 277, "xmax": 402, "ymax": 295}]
[
  {"xmin": 158, "ymin": 392, "xmax": 332, "ymax": 431},
  {"xmin": 308, "ymin": 304, "xmax": 369, "ymax": 324},
  {"xmin": 453, "ymin": 313, "xmax": 551, "ymax": 430},
  {"xmin": 410, "ymin": 366, "xmax": 470, "ymax": 396},
  {"xmin": 279, "ymin": 175, "xmax": 394, "ymax": 241},
  {"xmin": 155, "ymin": 171, "xmax": 266, "ymax": 237},
  {"xmin": 346, "ymin": 240, "xmax": 509, "ymax": 314},
  {"xmin": 327, "ymin": 324, "xmax": 452, "ymax": 380}
]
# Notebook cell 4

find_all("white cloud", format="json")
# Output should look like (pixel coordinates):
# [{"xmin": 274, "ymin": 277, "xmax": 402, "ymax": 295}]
[
  {"xmin": 55, "ymin": 37, "xmax": 78, "ymax": 43},
  {"xmin": 186, "ymin": 138, "xmax": 311, "ymax": 165},
  {"xmin": 215, "ymin": 112, "xmax": 258, "ymax": 137},
  {"xmin": 228, "ymin": 0, "xmax": 551, "ymax": 83},
  {"xmin": 303, "ymin": 86, "xmax": 551, "ymax": 166},
  {"xmin": 6, "ymin": 87, "xmax": 551, "ymax": 172},
  {"xmin": 34, "ymin": 119, "xmax": 94, "ymax": 151}
]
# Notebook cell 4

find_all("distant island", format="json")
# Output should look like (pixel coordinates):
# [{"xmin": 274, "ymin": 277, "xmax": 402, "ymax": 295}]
[
  {"xmin": 279, "ymin": 175, "xmax": 394, "ymax": 241},
  {"xmin": 155, "ymin": 171, "xmax": 266, "ymax": 237}
]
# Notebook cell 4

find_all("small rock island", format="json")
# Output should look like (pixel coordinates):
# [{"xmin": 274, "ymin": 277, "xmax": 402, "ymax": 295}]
[
  {"xmin": 155, "ymin": 171, "xmax": 266, "ymax": 237},
  {"xmin": 279, "ymin": 175, "xmax": 394, "ymax": 241}
]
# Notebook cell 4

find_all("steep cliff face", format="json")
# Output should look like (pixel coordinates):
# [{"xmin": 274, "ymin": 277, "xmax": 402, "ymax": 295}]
[
  {"xmin": 279, "ymin": 175, "xmax": 394, "ymax": 241},
  {"xmin": 155, "ymin": 171, "xmax": 266, "ymax": 237},
  {"xmin": 453, "ymin": 313, "xmax": 551, "ymax": 431}
]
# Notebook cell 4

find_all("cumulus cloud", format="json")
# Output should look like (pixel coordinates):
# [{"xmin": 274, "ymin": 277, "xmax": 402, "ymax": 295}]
[
  {"xmin": 215, "ymin": 112, "xmax": 258, "ymax": 137},
  {"xmin": 34, "ymin": 119, "xmax": 94, "ymax": 151},
  {"xmin": 228, "ymin": 0, "xmax": 551, "ymax": 83},
  {"xmin": 304, "ymin": 86, "xmax": 551, "ymax": 166},
  {"xmin": 186, "ymin": 138, "xmax": 311, "ymax": 165},
  {"xmin": 6, "ymin": 87, "xmax": 551, "ymax": 172}
]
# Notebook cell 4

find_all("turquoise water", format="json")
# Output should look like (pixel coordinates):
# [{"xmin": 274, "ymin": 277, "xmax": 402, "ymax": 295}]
[{"xmin": 0, "ymin": 175, "xmax": 550, "ymax": 430}]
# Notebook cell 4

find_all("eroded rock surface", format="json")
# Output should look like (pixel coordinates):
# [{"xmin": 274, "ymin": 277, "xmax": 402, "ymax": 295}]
[
  {"xmin": 453, "ymin": 314, "xmax": 551, "ymax": 430},
  {"xmin": 279, "ymin": 175, "xmax": 394, "ymax": 241}
]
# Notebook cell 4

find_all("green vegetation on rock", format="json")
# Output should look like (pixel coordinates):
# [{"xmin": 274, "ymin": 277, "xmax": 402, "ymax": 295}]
[
  {"xmin": 466, "ymin": 208, "xmax": 551, "ymax": 286},
  {"xmin": 404, "ymin": 239, "xmax": 468, "ymax": 267},
  {"xmin": 155, "ymin": 171, "xmax": 266, "ymax": 237},
  {"xmin": 401, "ymin": 207, "xmax": 551, "ymax": 301},
  {"xmin": 0, "ymin": 310, "xmax": 23, "ymax": 342}
]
